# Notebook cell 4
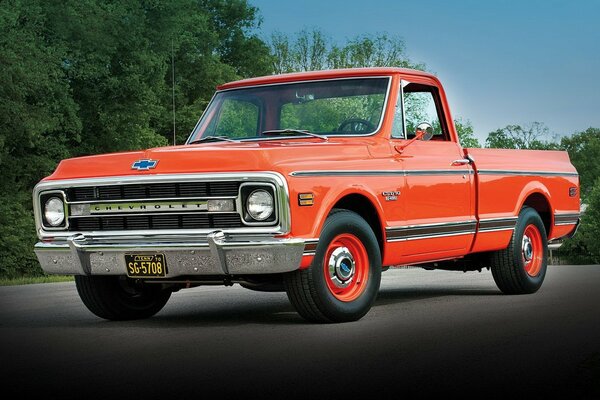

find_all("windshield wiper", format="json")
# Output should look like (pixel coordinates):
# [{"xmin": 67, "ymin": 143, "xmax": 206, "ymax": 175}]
[
  {"xmin": 261, "ymin": 129, "xmax": 328, "ymax": 141},
  {"xmin": 189, "ymin": 135, "xmax": 238, "ymax": 144}
]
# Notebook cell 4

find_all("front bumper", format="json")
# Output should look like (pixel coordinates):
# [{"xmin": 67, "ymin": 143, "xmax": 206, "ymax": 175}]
[{"xmin": 35, "ymin": 231, "xmax": 305, "ymax": 277}]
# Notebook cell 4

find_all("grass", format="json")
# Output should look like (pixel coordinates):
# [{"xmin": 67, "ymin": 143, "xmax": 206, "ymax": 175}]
[{"xmin": 0, "ymin": 275, "xmax": 74, "ymax": 286}]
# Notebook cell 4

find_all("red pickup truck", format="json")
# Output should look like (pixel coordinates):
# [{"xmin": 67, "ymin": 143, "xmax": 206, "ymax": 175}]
[{"xmin": 33, "ymin": 68, "xmax": 580, "ymax": 322}]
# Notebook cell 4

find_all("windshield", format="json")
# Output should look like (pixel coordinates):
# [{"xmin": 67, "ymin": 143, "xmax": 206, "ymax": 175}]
[{"xmin": 187, "ymin": 77, "xmax": 390, "ymax": 142}]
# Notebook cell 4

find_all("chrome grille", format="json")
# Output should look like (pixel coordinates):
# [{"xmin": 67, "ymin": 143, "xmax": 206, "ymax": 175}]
[
  {"xmin": 67, "ymin": 182, "xmax": 240, "ymax": 201},
  {"xmin": 65, "ymin": 180, "xmax": 244, "ymax": 232},
  {"xmin": 34, "ymin": 172, "xmax": 289, "ymax": 238},
  {"xmin": 69, "ymin": 213, "xmax": 243, "ymax": 231}
]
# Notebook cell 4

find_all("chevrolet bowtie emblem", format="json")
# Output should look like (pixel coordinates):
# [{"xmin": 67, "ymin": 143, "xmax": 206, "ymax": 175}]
[{"xmin": 131, "ymin": 159, "xmax": 159, "ymax": 171}]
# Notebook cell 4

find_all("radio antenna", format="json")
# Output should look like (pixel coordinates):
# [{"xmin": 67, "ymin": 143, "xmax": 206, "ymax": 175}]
[{"xmin": 171, "ymin": 39, "xmax": 176, "ymax": 145}]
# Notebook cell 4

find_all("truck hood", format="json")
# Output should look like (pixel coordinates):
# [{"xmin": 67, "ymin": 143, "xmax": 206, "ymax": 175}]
[{"xmin": 45, "ymin": 140, "xmax": 376, "ymax": 181}]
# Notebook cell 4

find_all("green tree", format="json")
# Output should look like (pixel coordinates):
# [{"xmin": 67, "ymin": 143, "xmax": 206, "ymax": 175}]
[
  {"xmin": 454, "ymin": 118, "xmax": 481, "ymax": 148},
  {"xmin": 553, "ymin": 128, "xmax": 599, "ymax": 264},
  {"xmin": 560, "ymin": 127, "xmax": 600, "ymax": 198},
  {"xmin": 0, "ymin": 0, "xmax": 273, "ymax": 278},
  {"xmin": 558, "ymin": 177, "xmax": 600, "ymax": 264},
  {"xmin": 269, "ymin": 29, "xmax": 425, "ymax": 73},
  {"xmin": 0, "ymin": 0, "xmax": 80, "ymax": 276},
  {"xmin": 485, "ymin": 122, "xmax": 559, "ymax": 150}
]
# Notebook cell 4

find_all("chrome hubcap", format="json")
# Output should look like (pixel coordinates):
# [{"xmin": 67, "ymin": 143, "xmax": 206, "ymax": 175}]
[
  {"xmin": 522, "ymin": 234, "xmax": 533, "ymax": 262},
  {"xmin": 328, "ymin": 247, "xmax": 356, "ymax": 289}
]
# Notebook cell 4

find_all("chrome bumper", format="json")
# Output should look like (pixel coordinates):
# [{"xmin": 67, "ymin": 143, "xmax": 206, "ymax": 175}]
[{"xmin": 35, "ymin": 231, "xmax": 305, "ymax": 277}]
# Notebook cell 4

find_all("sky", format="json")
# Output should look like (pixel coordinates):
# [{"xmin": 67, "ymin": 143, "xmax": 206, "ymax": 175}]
[{"xmin": 250, "ymin": 0, "xmax": 600, "ymax": 143}]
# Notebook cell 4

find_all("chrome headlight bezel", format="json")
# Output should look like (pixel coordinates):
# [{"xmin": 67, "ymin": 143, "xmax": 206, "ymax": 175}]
[
  {"xmin": 40, "ymin": 191, "xmax": 68, "ymax": 229},
  {"xmin": 240, "ymin": 183, "xmax": 278, "ymax": 225}
]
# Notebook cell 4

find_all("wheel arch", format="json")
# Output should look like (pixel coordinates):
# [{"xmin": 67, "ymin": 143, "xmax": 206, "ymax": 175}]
[
  {"xmin": 319, "ymin": 190, "xmax": 386, "ymax": 262},
  {"xmin": 517, "ymin": 183, "xmax": 553, "ymax": 237}
]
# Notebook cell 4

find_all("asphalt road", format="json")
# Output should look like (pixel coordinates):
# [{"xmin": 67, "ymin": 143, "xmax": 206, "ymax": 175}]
[{"xmin": 1, "ymin": 265, "xmax": 599, "ymax": 399}]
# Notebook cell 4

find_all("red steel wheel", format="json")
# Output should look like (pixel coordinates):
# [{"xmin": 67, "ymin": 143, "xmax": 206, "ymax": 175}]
[
  {"xmin": 284, "ymin": 209, "xmax": 382, "ymax": 322},
  {"xmin": 522, "ymin": 224, "xmax": 543, "ymax": 277},
  {"xmin": 490, "ymin": 206, "xmax": 548, "ymax": 294},
  {"xmin": 323, "ymin": 233, "xmax": 370, "ymax": 302}
]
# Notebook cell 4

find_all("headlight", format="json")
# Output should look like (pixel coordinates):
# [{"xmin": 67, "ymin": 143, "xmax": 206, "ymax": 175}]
[
  {"xmin": 246, "ymin": 190, "xmax": 274, "ymax": 221},
  {"xmin": 44, "ymin": 197, "xmax": 65, "ymax": 227}
]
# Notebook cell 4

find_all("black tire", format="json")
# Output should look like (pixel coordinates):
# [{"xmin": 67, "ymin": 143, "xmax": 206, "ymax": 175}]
[
  {"xmin": 284, "ymin": 209, "xmax": 382, "ymax": 323},
  {"xmin": 75, "ymin": 275, "xmax": 171, "ymax": 320},
  {"xmin": 490, "ymin": 206, "xmax": 548, "ymax": 294}
]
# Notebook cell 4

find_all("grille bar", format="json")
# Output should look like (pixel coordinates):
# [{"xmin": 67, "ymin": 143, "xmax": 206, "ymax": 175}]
[
  {"xmin": 67, "ymin": 182, "xmax": 240, "ymax": 202},
  {"xmin": 69, "ymin": 213, "xmax": 243, "ymax": 231}
]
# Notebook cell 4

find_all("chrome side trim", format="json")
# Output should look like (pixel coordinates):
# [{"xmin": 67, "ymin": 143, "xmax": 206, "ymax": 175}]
[
  {"xmin": 554, "ymin": 212, "xmax": 580, "ymax": 226},
  {"xmin": 291, "ymin": 170, "xmax": 403, "ymax": 177},
  {"xmin": 478, "ymin": 217, "xmax": 518, "ymax": 232},
  {"xmin": 291, "ymin": 169, "xmax": 576, "ymax": 178},
  {"xmin": 477, "ymin": 169, "xmax": 579, "ymax": 177},
  {"xmin": 33, "ymin": 172, "xmax": 291, "ymax": 240},
  {"xmin": 385, "ymin": 217, "xmax": 520, "ymax": 242},
  {"xmin": 386, "ymin": 220, "xmax": 477, "ymax": 242},
  {"xmin": 290, "ymin": 169, "xmax": 473, "ymax": 177},
  {"xmin": 405, "ymin": 170, "xmax": 474, "ymax": 176}
]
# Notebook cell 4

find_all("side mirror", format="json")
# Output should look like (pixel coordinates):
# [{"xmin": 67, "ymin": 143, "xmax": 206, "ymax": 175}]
[
  {"xmin": 415, "ymin": 122, "xmax": 434, "ymax": 141},
  {"xmin": 395, "ymin": 122, "xmax": 434, "ymax": 153}
]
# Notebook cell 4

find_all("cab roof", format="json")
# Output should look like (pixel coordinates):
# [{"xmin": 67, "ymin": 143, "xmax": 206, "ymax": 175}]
[{"xmin": 217, "ymin": 67, "xmax": 437, "ymax": 91}]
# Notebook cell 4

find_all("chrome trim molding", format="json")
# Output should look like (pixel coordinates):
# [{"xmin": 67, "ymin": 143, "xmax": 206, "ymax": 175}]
[
  {"xmin": 478, "ymin": 217, "xmax": 518, "ymax": 232},
  {"xmin": 385, "ymin": 217, "xmax": 521, "ymax": 242},
  {"xmin": 477, "ymin": 169, "xmax": 579, "ymax": 177},
  {"xmin": 290, "ymin": 169, "xmax": 474, "ymax": 178},
  {"xmin": 554, "ymin": 212, "xmax": 580, "ymax": 226},
  {"xmin": 386, "ymin": 220, "xmax": 477, "ymax": 242}
]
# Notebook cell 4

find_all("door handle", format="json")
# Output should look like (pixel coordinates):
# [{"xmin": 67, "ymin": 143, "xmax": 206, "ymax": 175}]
[{"xmin": 451, "ymin": 159, "xmax": 471, "ymax": 166}]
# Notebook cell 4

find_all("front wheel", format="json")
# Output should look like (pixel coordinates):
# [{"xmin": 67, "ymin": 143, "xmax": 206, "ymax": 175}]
[
  {"xmin": 75, "ymin": 275, "xmax": 171, "ymax": 320},
  {"xmin": 490, "ymin": 206, "xmax": 548, "ymax": 294},
  {"xmin": 284, "ymin": 209, "xmax": 382, "ymax": 323}
]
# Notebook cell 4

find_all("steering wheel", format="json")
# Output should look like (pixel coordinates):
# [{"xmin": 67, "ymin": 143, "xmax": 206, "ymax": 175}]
[{"xmin": 337, "ymin": 118, "xmax": 376, "ymax": 133}]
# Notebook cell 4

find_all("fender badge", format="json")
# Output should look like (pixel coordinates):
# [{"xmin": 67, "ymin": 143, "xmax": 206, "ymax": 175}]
[
  {"xmin": 382, "ymin": 191, "xmax": 400, "ymax": 201},
  {"xmin": 131, "ymin": 159, "xmax": 159, "ymax": 171}
]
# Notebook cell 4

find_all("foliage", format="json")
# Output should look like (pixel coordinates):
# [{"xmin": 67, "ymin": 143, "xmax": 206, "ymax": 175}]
[
  {"xmin": 485, "ymin": 122, "xmax": 559, "ymax": 150},
  {"xmin": 0, "ymin": 0, "xmax": 272, "ymax": 278},
  {"xmin": 269, "ymin": 29, "xmax": 425, "ymax": 73},
  {"xmin": 454, "ymin": 118, "xmax": 481, "ymax": 148},
  {"xmin": 560, "ymin": 127, "xmax": 600, "ymax": 199},
  {"xmin": 556, "ymin": 178, "xmax": 600, "ymax": 264}
]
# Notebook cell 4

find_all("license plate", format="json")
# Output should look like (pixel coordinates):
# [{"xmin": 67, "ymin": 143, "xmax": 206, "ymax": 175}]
[{"xmin": 125, "ymin": 254, "xmax": 167, "ymax": 278}]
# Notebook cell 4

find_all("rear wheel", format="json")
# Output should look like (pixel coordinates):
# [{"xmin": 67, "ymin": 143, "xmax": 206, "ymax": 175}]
[
  {"xmin": 75, "ymin": 275, "xmax": 171, "ymax": 320},
  {"xmin": 284, "ymin": 209, "xmax": 382, "ymax": 323},
  {"xmin": 490, "ymin": 206, "xmax": 548, "ymax": 294}
]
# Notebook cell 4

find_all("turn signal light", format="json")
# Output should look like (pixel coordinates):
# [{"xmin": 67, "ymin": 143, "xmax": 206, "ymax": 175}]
[{"xmin": 299, "ymin": 193, "xmax": 314, "ymax": 206}]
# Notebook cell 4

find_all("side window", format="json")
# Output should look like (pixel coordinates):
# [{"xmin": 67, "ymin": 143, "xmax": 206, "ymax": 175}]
[
  {"xmin": 404, "ymin": 84, "xmax": 448, "ymax": 140},
  {"xmin": 207, "ymin": 98, "xmax": 259, "ymax": 138},
  {"xmin": 390, "ymin": 85, "xmax": 404, "ymax": 139}
]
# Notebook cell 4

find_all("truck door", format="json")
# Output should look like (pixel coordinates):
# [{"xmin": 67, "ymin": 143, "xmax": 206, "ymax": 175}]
[{"xmin": 390, "ymin": 81, "xmax": 475, "ymax": 262}]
